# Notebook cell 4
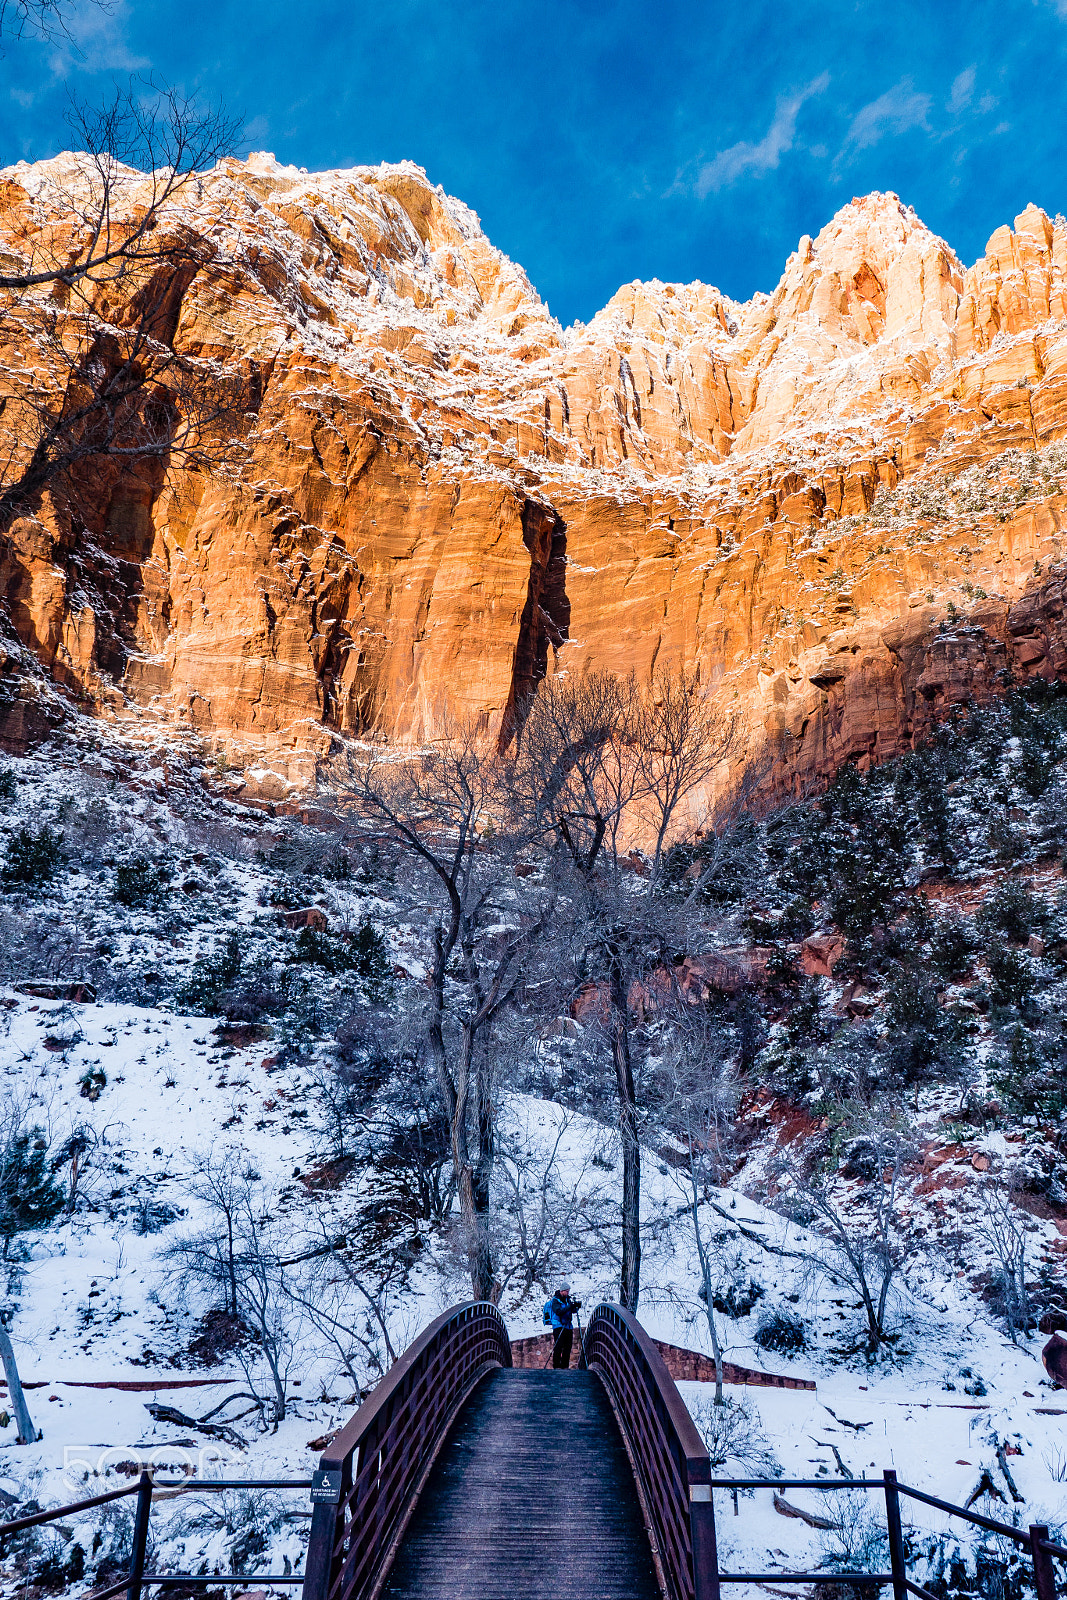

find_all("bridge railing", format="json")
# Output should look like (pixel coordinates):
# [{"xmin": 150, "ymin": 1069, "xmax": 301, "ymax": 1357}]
[
  {"xmin": 585, "ymin": 1302, "xmax": 717, "ymax": 1600},
  {"xmin": 301, "ymin": 1300, "xmax": 511, "ymax": 1600},
  {"xmin": 704, "ymin": 1472, "xmax": 1066, "ymax": 1600}
]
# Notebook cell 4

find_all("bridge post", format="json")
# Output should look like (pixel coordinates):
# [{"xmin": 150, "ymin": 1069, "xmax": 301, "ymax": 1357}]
[
  {"xmin": 302, "ymin": 1499, "xmax": 340, "ymax": 1600},
  {"xmin": 1029, "ymin": 1524, "xmax": 1057, "ymax": 1600},
  {"xmin": 125, "ymin": 1471, "xmax": 153, "ymax": 1600},
  {"xmin": 689, "ymin": 1479, "xmax": 720, "ymax": 1600},
  {"xmin": 883, "ymin": 1470, "xmax": 907, "ymax": 1600}
]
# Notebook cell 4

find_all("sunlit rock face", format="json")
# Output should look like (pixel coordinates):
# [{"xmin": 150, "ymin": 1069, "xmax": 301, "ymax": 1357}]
[{"xmin": 2, "ymin": 157, "xmax": 1067, "ymax": 806}]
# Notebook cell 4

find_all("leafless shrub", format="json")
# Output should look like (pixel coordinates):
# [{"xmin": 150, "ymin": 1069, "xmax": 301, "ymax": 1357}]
[
  {"xmin": 61, "ymin": 796, "xmax": 131, "ymax": 864},
  {"xmin": 975, "ymin": 1176, "xmax": 1037, "ymax": 1343},
  {"xmin": 770, "ymin": 1126, "xmax": 919, "ymax": 1360},
  {"xmin": 166, "ymin": 1488, "xmax": 296, "ymax": 1574},
  {"xmin": 492, "ymin": 1106, "xmax": 614, "ymax": 1307},
  {"xmin": 688, "ymin": 1392, "xmax": 780, "ymax": 1476},
  {"xmin": 0, "ymin": 907, "xmax": 103, "ymax": 987},
  {"xmin": 182, "ymin": 813, "xmax": 259, "ymax": 863},
  {"xmin": 165, "ymin": 1157, "xmax": 296, "ymax": 1427}
]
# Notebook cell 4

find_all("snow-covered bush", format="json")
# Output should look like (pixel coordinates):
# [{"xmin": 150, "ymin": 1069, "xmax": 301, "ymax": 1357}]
[
  {"xmin": 929, "ymin": 912, "xmax": 978, "ymax": 980},
  {"xmin": 168, "ymin": 1487, "xmax": 297, "ymax": 1574},
  {"xmin": 986, "ymin": 940, "xmax": 1036, "ymax": 1011},
  {"xmin": 63, "ymin": 795, "xmax": 123, "ymax": 864},
  {"xmin": 977, "ymin": 881, "xmax": 1050, "ymax": 945},
  {"xmin": 754, "ymin": 1305, "xmax": 807, "ymax": 1354},
  {"xmin": 269, "ymin": 824, "xmax": 349, "ymax": 881},
  {"xmin": 817, "ymin": 1488, "xmax": 888, "ymax": 1583},
  {"xmin": 688, "ymin": 1392, "xmax": 780, "ymax": 1477},
  {"xmin": 113, "ymin": 854, "xmax": 172, "ymax": 908},
  {"xmin": 1, "ymin": 824, "xmax": 63, "ymax": 888},
  {"xmin": 710, "ymin": 1274, "xmax": 764, "ymax": 1318}
]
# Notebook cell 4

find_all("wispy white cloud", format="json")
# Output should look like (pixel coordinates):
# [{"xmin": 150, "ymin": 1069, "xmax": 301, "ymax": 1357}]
[
  {"xmin": 46, "ymin": 0, "xmax": 150, "ymax": 80},
  {"xmin": 837, "ymin": 79, "xmax": 932, "ymax": 163},
  {"xmin": 948, "ymin": 67, "xmax": 975, "ymax": 114},
  {"xmin": 244, "ymin": 114, "xmax": 271, "ymax": 148},
  {"xmin": 692, "ymin": 71, "xmax": 830, "ymax": 198}
]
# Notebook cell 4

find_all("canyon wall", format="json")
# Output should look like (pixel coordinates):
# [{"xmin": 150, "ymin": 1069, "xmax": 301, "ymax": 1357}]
[{"xmin": 3, "ymin": 155, "xmax": 1067, "ymax": 807}]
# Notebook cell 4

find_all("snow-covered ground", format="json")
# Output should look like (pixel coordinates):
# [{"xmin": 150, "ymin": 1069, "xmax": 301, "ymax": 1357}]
[
  {"xmin": 2, "ymin": 989, "xmax": 1065, "ymax": 1592},
  {"xmin": 0, "ymin": 732, "xmax": 1065, "ymax": 1593}
]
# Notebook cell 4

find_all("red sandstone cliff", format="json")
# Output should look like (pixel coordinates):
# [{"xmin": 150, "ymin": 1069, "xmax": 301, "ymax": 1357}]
[{"xmin": 2, "ymin": 156, "xmax": 1067, "ymax": 808}]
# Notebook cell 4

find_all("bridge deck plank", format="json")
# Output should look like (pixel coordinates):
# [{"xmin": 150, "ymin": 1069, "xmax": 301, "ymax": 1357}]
[{"xmin": 380, "ymin": 1367, "xmax": 660, "ymax": 1600}]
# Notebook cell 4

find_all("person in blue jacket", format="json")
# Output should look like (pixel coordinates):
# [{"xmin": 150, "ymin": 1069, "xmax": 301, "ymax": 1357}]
[{"xmin": 544, "ymin": 1283, "xmax": 581, "ymax": 1368}]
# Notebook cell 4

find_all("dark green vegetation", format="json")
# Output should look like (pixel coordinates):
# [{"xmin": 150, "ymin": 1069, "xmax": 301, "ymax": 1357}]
[
  {"xmin": 1, "ymin": 825, "xmax": 63, "ymax": 887},
  {"xmin": 665, "ymin": 687, "xmax": 1067, "ymax": 1130},
  {"xmin": 114, "ymin": 854, "xmax": 173, "ymax": 907},
  {"xmin": 0, "ymin": 1125, "xmax": 65, "ymax": 1257}
]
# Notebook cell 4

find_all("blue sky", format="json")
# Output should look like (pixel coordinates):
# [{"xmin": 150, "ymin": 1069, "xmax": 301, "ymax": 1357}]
[{"xmin": 2, "ymin": 0, "xmax": 1067, "ymax": 325}]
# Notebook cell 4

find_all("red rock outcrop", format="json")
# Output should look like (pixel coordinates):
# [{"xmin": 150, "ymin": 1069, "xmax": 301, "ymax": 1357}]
[{"xmin": 3, "ymin": 158, "xmax": 1067, "ymax": 808}]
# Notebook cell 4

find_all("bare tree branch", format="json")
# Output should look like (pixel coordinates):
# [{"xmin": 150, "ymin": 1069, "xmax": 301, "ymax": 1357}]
[{"xmin": 0, "ymin": 0, "xmax": 107, "ymax": 46}]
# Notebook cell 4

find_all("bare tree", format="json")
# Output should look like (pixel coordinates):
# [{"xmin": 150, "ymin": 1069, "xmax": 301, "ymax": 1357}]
[
  {"xmin": 660, "ymin": 1011, "xmax": 740, "ymax": 1402},
  {"xmin": 512, "ymin": 668, "xmax": 639, "ymax": 876},
  {"xmin": 512, "ymin": 667, "xmax": 729, "ymax": 1312},
  {"xmin": 349, "ymin": 725, "xmax": 553, "ymax": 1301},
  {"xmin": 635, "ymin": 665, "xmax": 738, "ymax": 889},
  {"xmin": 1, "ymin": 83, "xmax": 240, "ymax": 295},
  {"xmin": 0, "ymin": 1319, "xmax": 36, "ymax": 1442},
  {"xmin": 281, "ymin": 1203, "xmax": 405, "ymax": 1392},
  {"xmin": 708, "ymin": 1124, "xmax": 918, "ymax": 1360},
  {"xmin": 168, "ymin": 1168, "xmax": 296, "ymax": 1428},
  {"xmin": 228, "ymin": 1205, "xmax": 297, "ymax": 1431},
  {"xmin": 492, "ymin": 1105, "xmax": 615, "ymax": 1307},
  {"xmin": 167, "ymin": 1152, "xmax": 247, "ymax": 1316},
  {"xmin": 510, "ymin": 669, "xmax": 649, "ymax": 1308},
  {"xmin": 0, "ymin": 0, "xmax": 104, "ymax": 44}
]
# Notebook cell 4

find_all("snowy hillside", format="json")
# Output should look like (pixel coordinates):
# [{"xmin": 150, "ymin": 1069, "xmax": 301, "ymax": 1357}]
[{"xmin": 0, "ymin": 698, "xmax": 1067, "ymax": 1593}]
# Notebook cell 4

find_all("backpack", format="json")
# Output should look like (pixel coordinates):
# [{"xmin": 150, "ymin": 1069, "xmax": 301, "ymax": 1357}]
[{"xmin": 543, "ymin": 1299, "xmax": 553, "ymax": 1327}]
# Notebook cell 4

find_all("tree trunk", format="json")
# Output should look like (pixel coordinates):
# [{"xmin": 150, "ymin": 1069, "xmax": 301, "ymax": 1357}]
[
  {"xmin": 452, "ymin": 1025, "xmax": 495, "ymax": 1301},
  {"xmin": 691, "ymin": 1189, "xmax": 724, "ymax": 1403},
  {"xmin": 0, "ymin": 1324, "xmax": 36, "ymax": 1443},
  {"xmin": 225, "ymin": 1213, "xmax": 238, "ymax": 1318},
  {"xmin": 472, "ymin": 1038, "xmax": 499, "ymax": 1302},
  {"xmin": 609, "ymin": 957, "xmax": 641, "ymax": 1312}
]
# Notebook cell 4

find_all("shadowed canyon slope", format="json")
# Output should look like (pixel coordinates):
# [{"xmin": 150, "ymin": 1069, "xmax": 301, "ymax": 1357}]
[{"xmin": 4, "ymin": 154, "xmax": 1067, "ymax": 805}]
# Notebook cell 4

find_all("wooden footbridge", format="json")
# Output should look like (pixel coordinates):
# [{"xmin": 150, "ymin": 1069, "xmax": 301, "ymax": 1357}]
[
  {"xmin": 301, "ymin": 1302, "xmax": 711, "ymax": 1600},
  {"xmin": 5, "ymin": 1301, "xmax": 1067, "ymax": 1598}
]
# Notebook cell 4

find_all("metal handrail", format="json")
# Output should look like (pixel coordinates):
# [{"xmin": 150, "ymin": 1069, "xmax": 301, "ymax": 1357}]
[
  {"xmin": 0, "ymin": 1470, "xmax": 315, "ymax": 1598},
  {"xmin": 717, "ymin": 1573, "xmax": 893, "ymax": 1587},
  {"xmin": 702, "ymin": 1470, "xmax": 1066, "ymax": 1600},
  {"xmin": 301, "ymin": 1299, "xmax": 511, "ymax": 1600},
  {"xmin": 895, "ymin": 1479, "xmax": 1033, "ymax": 1545},
  {"xmin": 584, "ymin": 1302, "xmax": 716, "ymax": 1600},
  {"xmin": 0, "ymin": 1479, "xmax": 141, "ymax": 1535}
]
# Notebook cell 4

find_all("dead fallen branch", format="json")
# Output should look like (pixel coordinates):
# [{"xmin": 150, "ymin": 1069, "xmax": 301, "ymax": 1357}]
[{"xmin": 772, "ymin": 1491, "xmax": 838, "ymax": 1530}]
